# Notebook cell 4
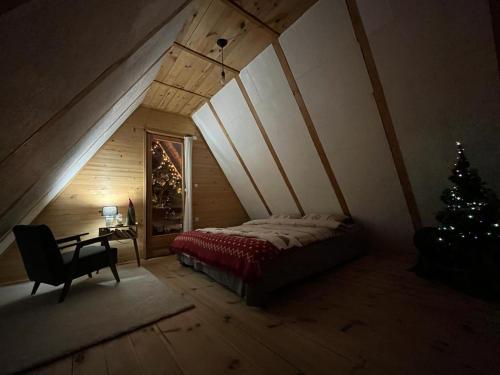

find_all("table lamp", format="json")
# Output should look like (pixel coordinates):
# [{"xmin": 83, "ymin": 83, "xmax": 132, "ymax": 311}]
[{"xmin": 101, "ymin": 206, "xmax": 118, "ymax": 227}]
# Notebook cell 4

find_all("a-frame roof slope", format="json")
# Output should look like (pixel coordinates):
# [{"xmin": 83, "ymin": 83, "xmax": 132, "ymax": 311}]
[{"xmin": 0, "ymin": 0, "xmax": 194, "ymax": 253}]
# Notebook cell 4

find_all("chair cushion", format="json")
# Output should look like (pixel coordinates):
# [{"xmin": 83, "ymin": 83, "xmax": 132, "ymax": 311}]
[
  {"xmin": 62, "ymin": 246, "xmax": 113, "ymax": 264},
  {"xmin": 63, "ymin": 246, "xmax": 118, "ymax": 279}
]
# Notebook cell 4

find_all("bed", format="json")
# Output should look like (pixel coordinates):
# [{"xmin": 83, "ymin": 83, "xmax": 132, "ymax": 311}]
[{"xmin": 170, "ymin": 215, "xmax": 367, "ymax": 306}]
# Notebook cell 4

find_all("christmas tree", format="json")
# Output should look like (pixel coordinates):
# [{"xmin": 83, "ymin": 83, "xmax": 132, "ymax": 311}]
[{"xmin": 436, "ymin": 142, "xmax": 500, "ymax": 263}]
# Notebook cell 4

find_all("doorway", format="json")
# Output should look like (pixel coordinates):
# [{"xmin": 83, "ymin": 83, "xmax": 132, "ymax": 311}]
[{"xmin": 146, "ymin": 132, "xmax": 184, "ymax": 257}]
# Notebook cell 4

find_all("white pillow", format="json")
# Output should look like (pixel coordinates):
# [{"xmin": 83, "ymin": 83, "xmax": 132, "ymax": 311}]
[
  {"xmin": 270, "ymin": 213, "xmax": 302, "ymax": 219},
  {"xmin": 302, "ymin": 213, "xmax": 348, "ymax": 222}
]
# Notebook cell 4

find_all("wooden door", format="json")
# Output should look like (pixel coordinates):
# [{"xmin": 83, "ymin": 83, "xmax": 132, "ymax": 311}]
[{"xmin": 146, "ymin": 132, "xmax": 184, "ymax": 258}]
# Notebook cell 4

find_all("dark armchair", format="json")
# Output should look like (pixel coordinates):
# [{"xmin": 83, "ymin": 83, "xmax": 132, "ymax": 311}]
[{"xmin": 13, "ymin": 224, "xmax": 120, "ymax": 302}]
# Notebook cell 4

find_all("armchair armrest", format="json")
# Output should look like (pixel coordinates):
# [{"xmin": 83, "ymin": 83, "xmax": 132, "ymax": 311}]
[
  {"xmin": 75, "ymin": 233, "xmax": 112, "ymax": 249},
  {"xmin": 56, "ymin": 232, "xmax": 89, "ymax": 244},
  {"xmin": 66, "ymin": 233, "xmax": 114, "ymax": 268}
]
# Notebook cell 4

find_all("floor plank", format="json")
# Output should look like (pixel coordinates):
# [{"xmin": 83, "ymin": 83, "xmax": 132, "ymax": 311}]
[
  {"xmin": 30, "ymin": 254, "xmax": 500, "ymax": 375},
  {"xmin": 151, "ymin": 267, "xmax": 299, "ymax": 375},
  {"xmin": 102, "ymin": 335, "xmax": 143, "ymax": 375},
  {"xmin": 72, "ymin": 345, "xmax": 107, "ymax": 375},
  {"xmin": 158, "ymin": 308, "xmax": 260, "ymax": 375},
  {"xmin": 32, "ymin": 356, "xmax": 72, "ymax": 375},
  {"xmin": 128, "ymin": 325, "xmax": 182, "ymax": 375}
]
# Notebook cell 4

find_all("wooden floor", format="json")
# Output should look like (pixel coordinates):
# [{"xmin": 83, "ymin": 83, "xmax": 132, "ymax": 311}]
[{"xmin": 29, "ymin": 253, "xmax": 500, "ymax": 375}]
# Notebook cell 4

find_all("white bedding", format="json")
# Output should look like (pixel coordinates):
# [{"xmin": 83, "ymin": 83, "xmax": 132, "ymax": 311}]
[{"xmin": 197, "ymin": 218, "xmax": 345, "ymax": 250}]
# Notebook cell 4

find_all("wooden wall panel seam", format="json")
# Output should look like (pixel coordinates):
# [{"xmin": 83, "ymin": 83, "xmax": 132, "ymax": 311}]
[
  {"xmin": 345, "ymin": 0, "xmax": 422, "ymax": 230},
  {"xmin": 0, "ymin": 0, "xmax": 193, "ymax": 167},
  {"xmin": 234, "ymin": 76, "xmax": 305, "ymax": 215},
  {"xmin": 272, "ymin": 40, "xmax": 351, "ymax": 216},
  {"xmin": 206, "ymin": 101, "xmax": 272, "ymax": 215}
]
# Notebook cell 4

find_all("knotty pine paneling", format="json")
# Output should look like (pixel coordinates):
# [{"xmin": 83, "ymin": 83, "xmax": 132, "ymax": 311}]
[{"xmin": 0, "ymin": 106, "xmax": 248, "ymax": 284}]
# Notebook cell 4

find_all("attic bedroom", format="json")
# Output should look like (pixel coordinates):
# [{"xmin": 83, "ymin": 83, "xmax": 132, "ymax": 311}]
[{"xmin": 1, "ymin": 0, "xmax": 500, "ymax": 373}]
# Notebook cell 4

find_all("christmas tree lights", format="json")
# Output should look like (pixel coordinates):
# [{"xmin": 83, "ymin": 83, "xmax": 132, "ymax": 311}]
[
  {"xmin": 151, "ymin": 141, "xmax": 183, "ymax": 218},
  {"xmin": 436, "ymin": 142, "xmax": 500, "ymax": 257}
]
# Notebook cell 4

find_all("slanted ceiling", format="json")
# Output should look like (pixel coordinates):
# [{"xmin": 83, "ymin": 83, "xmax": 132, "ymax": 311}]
[
  {"xmin": 0, "ymin": 0, "xmax": 318, "ymax": 253},
  {"xmin": 0, "ymin": 0, "xmax": 194, "ymax": 253},
  {"xmin": 192, "ymin": 0, "xmax": 500, "ymax": 251},
  {"xmin": 192, "ymin": 0, "xmax": 416, "ymax": 250}
]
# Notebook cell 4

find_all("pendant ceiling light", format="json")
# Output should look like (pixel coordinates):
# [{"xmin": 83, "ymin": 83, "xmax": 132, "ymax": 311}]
[{"xmin": 217, "ymin": 38, "xmax": 228, "ymax": 85}]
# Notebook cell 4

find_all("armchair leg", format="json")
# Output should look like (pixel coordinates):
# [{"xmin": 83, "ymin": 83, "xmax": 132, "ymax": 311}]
[
  {"xmin": 31, "ymin": 281, "xmax": 40, "ymax": 296},
  {"xmin": 109, "ymin": 261, "xmax": 120, "ymax": 283},
  {"xmin": 59, "ymin": 278, "xmax": 73, "ymax": 303}
]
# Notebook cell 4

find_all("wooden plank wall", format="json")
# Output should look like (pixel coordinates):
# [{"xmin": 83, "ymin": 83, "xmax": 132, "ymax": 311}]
[{"xmin": 0, "ymin": 106, "xmax": 248, "ymax": 284}]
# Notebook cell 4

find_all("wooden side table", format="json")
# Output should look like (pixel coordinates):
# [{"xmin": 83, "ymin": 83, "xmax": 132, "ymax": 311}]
[{"xmin": 98, "ymin": 224, "xmax": 140, "ymax": 266}]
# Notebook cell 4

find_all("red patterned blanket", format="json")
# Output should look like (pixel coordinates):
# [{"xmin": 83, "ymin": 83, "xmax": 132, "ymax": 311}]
[{"xmin": 170, "ymin": 231, "xmax": 281, "ymax": 281}]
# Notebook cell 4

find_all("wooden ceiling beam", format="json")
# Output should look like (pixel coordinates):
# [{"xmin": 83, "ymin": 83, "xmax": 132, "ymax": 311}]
[
  {"xmin": 173, "ymin": 42, "xmax": 240, "ymax": 74},
  {"xmin": 217, "ymin": 0, "xmax": 280, "ymax": 38},
  {"xmin": 153, "ymin": 80, "xmax": 211, "ymax": 100}
]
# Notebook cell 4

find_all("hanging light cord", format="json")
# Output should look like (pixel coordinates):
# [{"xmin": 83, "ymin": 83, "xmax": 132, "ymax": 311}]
[{"xmin": 221, "ymin": 45, "xmax": 225, "ymax": 81}]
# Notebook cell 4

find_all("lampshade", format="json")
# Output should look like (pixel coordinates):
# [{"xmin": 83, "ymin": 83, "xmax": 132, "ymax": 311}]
[{"xmin": 101, "ymin": 206, "xmax": 118, "ymax": 217}]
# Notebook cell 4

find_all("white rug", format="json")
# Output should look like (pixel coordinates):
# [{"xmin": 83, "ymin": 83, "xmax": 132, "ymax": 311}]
[{"xmin": 0, "ymin": 265, "xmax": 193, "ymax": 374}]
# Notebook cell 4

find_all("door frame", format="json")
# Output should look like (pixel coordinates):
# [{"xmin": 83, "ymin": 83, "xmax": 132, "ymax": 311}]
[{"xmin": 145, "ymin": 131, "xmax": 185, "ymax": 258}]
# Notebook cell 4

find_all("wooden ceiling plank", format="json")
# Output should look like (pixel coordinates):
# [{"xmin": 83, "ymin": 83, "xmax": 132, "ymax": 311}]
[
  {"xmin": 157, "ymin": 86, "xmax": 178, "ymax": 110},
  {"xmin": 217, "ymin": 0, "xmax": 280, "ymax": 38},
  {"xmin": 144, "ymin": 83, "xmax": 162, "ymax": 108},
  {"xmin": 183, "ymin": 1, "xmax": 244, "ymax": 62},
  {"xmin": 192, "ymin": 65, "xmax": 238, "ymax": 96},
  {"xmin": 234, "ymin": 0, "xmax": 319, "ymax": 34},
  {"xmin": 235, "ymin": 76, "xmax": 304, "ymax": 215},
  {"xmin": 176, "ymin": 0, "xmax": 215, "ymax": 45},
  {"xmin": 179, "ymin": 96, "xmax": 206, "ymax": 116},
  {"xmin": 165, "ymin": 52, "xmax": 215, "ymax": 95},
  {"xmin": 222, "ymin": 27, "xmax": 270, "ymax": 68},
  {"xmin": 167, "ymin": 91, "xmax": 192, "ymax": 114},
  {"xmin": 153, "ymin": 80, "xmax": 210, "ymax": 100},
  {"xmin": 182, "ymin": 62, "xmax": 223, "ymax": 96},
  {"xmin": 155, "ymin": 48, "xmax": 182, "ymax": 83},
  {"xmin": 173, "ymin": 42, "xmax": 240, "ymax": 74},
  {"xmin": 156, "ymin": 85, "xmax": 175, "ymax": 109},
  {"xmin": 158, "ymin": 50, "xmax": 193, "ymax": 87}
]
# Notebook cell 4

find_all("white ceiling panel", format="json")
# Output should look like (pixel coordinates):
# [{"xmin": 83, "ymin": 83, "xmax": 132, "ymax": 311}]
[
  {"xmin": 279, "ymin": 0, "xmax": 413, "ymax": 249},
  {"xmin": 211, "ymin": 79, "xmax": 300, "ymax": 215},
  {"xmin": 240, "ymin": 45, "xmax": 342, "ymax": 214},
  {"xmin": 192, "ymin": 104, "xmax": 268, "ymax": 219}
]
